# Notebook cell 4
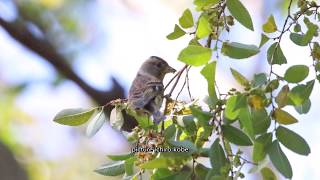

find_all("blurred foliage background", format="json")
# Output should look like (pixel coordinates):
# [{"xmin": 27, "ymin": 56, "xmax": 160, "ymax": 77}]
[{"xmin": 0, "ymin": 0, "xmax": 319, "ymax": 180}]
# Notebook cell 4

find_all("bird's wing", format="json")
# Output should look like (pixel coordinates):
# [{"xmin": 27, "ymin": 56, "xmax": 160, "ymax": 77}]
[{"xmin": 129, "ymin": 76, "xmax": 163, "ymax": 110}]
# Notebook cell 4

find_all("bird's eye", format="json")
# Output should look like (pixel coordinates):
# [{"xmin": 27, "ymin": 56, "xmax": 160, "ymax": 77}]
[{"xmin": 156, "ymin": 63, "xmax": 162, "ymax": 68}]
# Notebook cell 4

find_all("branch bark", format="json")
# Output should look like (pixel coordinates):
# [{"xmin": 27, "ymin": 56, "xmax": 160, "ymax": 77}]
[{"xmin": 0, "ymin": 17, "xmax": 137, "ymax": 131}]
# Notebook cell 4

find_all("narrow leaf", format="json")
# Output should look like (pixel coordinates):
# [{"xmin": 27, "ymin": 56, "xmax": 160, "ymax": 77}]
[
  {"xmin": 107, "ymin": 153, "xmax": 133, "ymax": 161},
  {"xmin": 94, "ymin": 161, "xmax": 125, "ymax": 176},
  {"xmin": 110, "ymin": 107, "xmax": 124, "ymax": 130},
  {"xmin": 273, "ymin": 108, "xmax": 298, "ymax": 125},
  {"xmin": 267, "ymin": 140, "xmax": 292, "ymax": 178},
  {"xmin": 276, "ymin": 126, "xmax": 310, "ymax": 155},
  {"xmin": 53, "ymin": 108, "xmax": 96, "ymax": 126},
  {"xmin": 252, "ymin": 108, "xmax": 271, "ymax": 135},
  {"xmin": 222, "ymin": 125, "xmax": 253, "ymax": 146},
  {"xmin": 209, "ymin": 139, "xmax": 227, "ymax": 174},
  {"xmin": 275, "ymin": 85, "xmax": 289, "ymax": 108},
  {"xmin": 86, "ymin": 109, "xmax": 106, "ymax": 137},
  {"xmin": 167, "ymin": 24, "xmax": 186, "ymax": 40},
  {"xmin": 226, "ymin": 0, "xmax": 254, "ymax": 31},
  {"xmin": 230, "ymin": 68, "xmax": 250, "ymax": 86},
  {"xmin": 222, "ymin": 42, "xmax": 259, "ymax": 59},
  {"xmin": 201, "ymin": 61, "xmax": 218, "ymax": 101}
]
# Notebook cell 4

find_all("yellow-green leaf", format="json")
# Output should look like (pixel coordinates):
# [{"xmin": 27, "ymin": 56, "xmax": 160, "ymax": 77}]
[
  {"xmin": 178, "ymin": 45, "xmax": 212, "ymax": 66},
  {"xmin": 262, "ymin": 15, "xmax": 277, "ymax": 33},
  {"xmin": 259, "ymin": 34, "xmax": 270, "ymax": 48},
  {"xmin": 273, "ymin": 108, "xmax": 298, "ymax": 125},
  {"xmin": 179, "ymin": 9, "xmax": 194, "ymax": 28},
  {"xmin": 167, "ymin": 24, "xmax": 186, "ymax": 40},
  {"xmin": 260, "ymin": 167, "xmax": 277, "ymax": 180},
  {"xmin": 275, "ymin": 85, "xmax": 289, "ymax": 108},
  {"xmin": 196, "ymin": 15, "xmax": 212, "ymax": 39},
  {"xmin": 230, "ymin": 68, "xmax": 250, "ymax": 86}
]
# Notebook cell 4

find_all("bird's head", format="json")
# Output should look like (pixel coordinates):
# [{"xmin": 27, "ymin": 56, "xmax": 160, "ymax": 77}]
[{"xmin": 138, "ymin": 56, "xmax": 176, "ymax": 80}]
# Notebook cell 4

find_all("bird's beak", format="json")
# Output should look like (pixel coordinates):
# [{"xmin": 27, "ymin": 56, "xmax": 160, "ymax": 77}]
[{"xmin": 166, "ymin": 66, "xmax": 176, "ymax": 73}]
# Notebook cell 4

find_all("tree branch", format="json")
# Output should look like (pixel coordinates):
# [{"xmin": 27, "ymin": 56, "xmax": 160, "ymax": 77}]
[{"xmin": 0, "ymin": 17, "xmax": 137, "ymax": 131}]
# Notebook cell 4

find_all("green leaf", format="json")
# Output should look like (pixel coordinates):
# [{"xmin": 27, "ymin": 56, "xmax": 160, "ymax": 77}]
[
  {"xmin": 107, "ymin": 153, "xmax": 133, "ymax": 161},
  {"xmin": 164, "ymin": 124, "xmax": 176, "ymax": 139},
  {"xmin": 260, "ymin": 167, "xmax": 277, "ymax": 180},
  {"xmin": 252, "ymin": 108, "xmax": 271, "ymax": 135},
  {"xmin": 290, "ymin": 33, "xmax": 307, "ymax": 46},
  {"xmin": 179, "ymin": 9, "xmax": 194, "ymax": 28},
  {"xmin": 124, "ymin": 157, "xmax": 136, "ymax": 176},
  {"xmin": 230, "ymin": 68, "xmax": 250, "ymax": 86},
  {"xmin": 222, "ymin": 42, "xmax": 259, "ymax": 59},
  {"xmin": 183, "ymin": 116, "xmax": 197, "ymax": 135},
  {"xmin": 201, "ymin": 61, "xmax": 218, "ymax": 102},
  {"xmin": 276, "ymin": 126, "xmax": 310, "ymax": 155},
  {"xmin": 267, "ymin": 43, "xmax": 287, "ymax": 65},
  {"xmin": 195, "ymin": 163, "xmax": 210, "ymax": 179},
  {"xmin": 167, "ymin": 24, "xmax": 186, "ymax": 40},
  {"xmin": 273, "ymin": 108, "xmax": 298, "ymax": 125},
  {"xmin": 265, "ymin": 79, "xmax": 279, "ymax": 92},
  {"xmin": 288, "ymin": 80, "xmax": 315, "ymax": 105},
  {"xmin": 222, "ymin": 125, "xmax": 253, "ymax": 146},
  {"xmin": 194, "ymin": 0, "xmax": 219, "ymax": 9},
  {"xmin": 152, "ymin": 168, "xmax": 175, "ymax": 180},
  {"xmin": 110, "ymin": 106, "xmax": 124, "ymax": 130},
  {"xmin": 226, "ymin": 0, "xmax": 254, "ymax": 31},
  {"xmin": 267, "ymin": 140, "xmax": 292, "ymax": 178},
  {"xmin": 196, "ymin": 15, "xmax": 212, "ymax": 39},
  {"xmin": 290, "ymin": 24, "xmax": 317, "ymax": 46},
  {"xmin": 252, "ymin": 73, "xmax": 267, "ymax": 88},
  {"xmin": 191, "ymin": 106, "xmax": 213, "ymax": 123},
  {"xmin": 209, "ymin": 139, "xmax": 227, "ymax": 174},
  {"xmin": 284, "ymin": 65, "xmax": 309, "ymax": 83},
  {"xmin": 140, "ymin": 157, "xmax": 172, "ymax": 169},
  {"xmin": 259, "ymin": 34, "xmax": 270, "ymax": 48},
  {"xmin": 53, "ymin": 108, "xmax": 96, "ymax": 126},
  {"xmin": 233, "ymin": 94, "xmax": 248, "ymax": 110},
  {"xmin": 178, "ymin": 45, "xmax": 212, "ymax": 66},
  {"xmin": 275, "ymin": 85, "xmax": 289, "ymax": 108},
  {"xmin": 262, "ymin": 15, "xmax": 277, "ymax": 33},
  {"xmin": 169, "ymin": 140, "xmax": 197, "ymax": 155},
  {"xmin": 253, "ymin": 133, "xmax": 272, "ymax": 162},
  {"xmin": 248, "ymin": 158, "xmax": 269, "ymax": 173},
  {"xmin": 86, "ymin": 109, "xmax": 106, "ymax": 137},
  {"xmin": 239, "ymin": 106, "xmax": 254, "ymax": 138},
  {"xmin": 94, "ymin": 161, "xmax": 125, "ymax": 176},
  {"xmin": 294, "ymin": 98, "xmax": 311, "ymax": 114},
  {"xmin": 224, "ymin": 96, "xmax": 240, "ymax": 121}
]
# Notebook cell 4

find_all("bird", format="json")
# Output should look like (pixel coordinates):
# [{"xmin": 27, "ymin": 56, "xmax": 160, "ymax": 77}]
[{"xmin": 128, "ymin": 56, "xmax": 176, "ymax": 124}]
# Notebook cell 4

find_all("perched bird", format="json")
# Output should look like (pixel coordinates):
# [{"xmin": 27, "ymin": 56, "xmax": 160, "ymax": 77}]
[{"xmin": 128, "ymin": 56, "xmax": 176, "ymax": 124}]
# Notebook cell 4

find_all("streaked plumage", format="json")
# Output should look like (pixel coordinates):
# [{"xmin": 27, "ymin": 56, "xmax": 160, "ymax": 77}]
[{"xmin": 128, "ymin": 56, "xmax": 176, "ymax": 124}]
